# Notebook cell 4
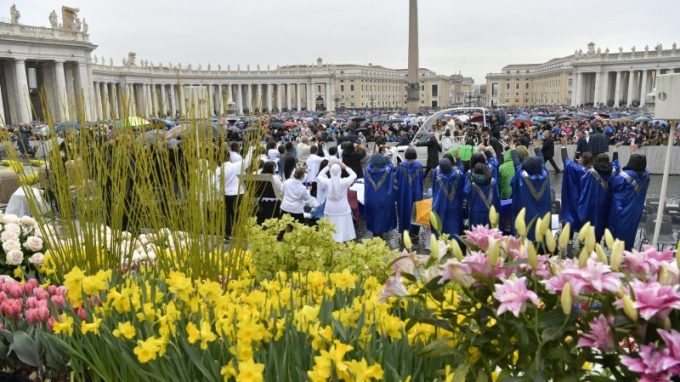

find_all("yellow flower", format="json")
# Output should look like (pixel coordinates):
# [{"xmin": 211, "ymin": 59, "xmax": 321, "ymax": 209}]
[
  {"xmin": 63, "ymin": 266, "xmax": 86, "ymax": 304},
  {"xmin": 133, "ymin": 337, "xmax": 160, "ymax": 363},
  {"xmin": 113, "ymin": 321, "xmax": 136, "ymax": 340},
  {"xmin": 12, "ymin": 267, "xmax": 23, "ymax": 279},
  {"xmin": 81, "ymin": 270, "xmax": 111, "ymax": 295},
  {"xmin": 52, "ymin": 314, "xmax": 74, "ymax": 336},
  {"xmin": 186, "ymin": 321, "xmax": 217, "ymax": 350},
  {"xmin": 237, "ymin": 359, "xmax": 265, "ymax": 382},
  {"xmin": 347, "ymin": 358, "xmax": 383, "ymax": 382},
  {"xmin": 329, "ymin": 272, "xmax": 358, "ymax": 291},
  {"xmin": 221, "ymin": 361, "xmax": 237, "ymax": 381},
  {"xmin": 166, "ymin": 271, "xmax": 193, "ymax": 302},
  {"xmin": 378, "ymin": 315, "xmax": 404, "ymax": 340},
  {"xmin": 81, "ymin": 317, "xmax": 102, "ymax": 335}
]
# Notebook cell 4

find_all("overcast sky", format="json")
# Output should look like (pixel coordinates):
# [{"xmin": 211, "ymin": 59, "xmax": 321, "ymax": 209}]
[{"xmin": 13, "ymin": 0, "xmax": 680, "ymax": 83}]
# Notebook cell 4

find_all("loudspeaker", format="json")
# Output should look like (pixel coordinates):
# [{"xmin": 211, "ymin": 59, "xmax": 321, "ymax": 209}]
[{"xmin": 655, "ymin": 73, "xmax": 680, "ymax": 120}]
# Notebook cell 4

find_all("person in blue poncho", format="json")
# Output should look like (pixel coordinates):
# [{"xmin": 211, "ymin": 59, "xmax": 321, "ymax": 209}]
[
  {"xmin": 560, "ymin": 136, "xmax": 592, "ymax": 232},
  {"xmin": 578, "ymin": 147, "xmax": 620, "ymax": 241},
  {"xmin": 608, "ymin": 147, "xmax": 649, "ymax": 250},
  {"xmin": 364, "ymin": 154, "xmax": 397, "ymax": 237},
  {"xmin": 465, "ymin": 162, "xmax": 501, "ymax": 228},
  {"xmin": 396, "ymin": 147, "xmax": 424, "ymax": 237},
  {"xmin": 511, "ymin": 141, "xmax": 551, "ymax": 241},
  {"xmin": 432, "ymin": 158, "xmax": 465, "ymax": 238}
]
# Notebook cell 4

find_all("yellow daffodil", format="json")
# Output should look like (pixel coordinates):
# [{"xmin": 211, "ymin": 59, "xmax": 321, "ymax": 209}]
[{"xmin": 112, "ymin": 321, "xmax": 136, "ymax": 340}]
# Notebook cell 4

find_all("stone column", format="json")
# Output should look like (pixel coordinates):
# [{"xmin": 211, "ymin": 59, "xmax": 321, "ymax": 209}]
[
  {"xmin": 0, "ymin": 80, "xmax": 6, "ymax": 126},
  {"xmin": 206, "ymin": 84, "xmax": 213, "ymax": 116},
  {"xmin": 266, "ymin": 84, "xmax": 273, "ymax": 112},
  {"xmin": 236, "ymin": 84, "xmax": 244, "ymax": 115},
  {"xmin": 626, "ymin": 71, "xmax": 636, "ymax": 106},
  {"xmin": 111, "ymin": 83, "xmax": 119, "ymax": 119},
  {"xmin": 179, "ymin": 85, "xmax": 186, "ymax": 117},
  {"xmin": 296, "ymin": 84, "xmax": 302, "ymax": 112},
  {"xmin": 574, "ymin": 72, "xmax": 583, "ymax": 106},
  {"xmin": 639, "ymin": 70, "xmax": 648, "ymax": 107},
  {"xmin": 101, "ymin": 82, "xmax": 110, "ymax": 120},
  {"xmin": 169, "ymin": 85, "xmax": 177, "ymax": 117},
  {"xmin": 308, "ymin": 82, "xmax": 314, "ymax": 111},
  {"xmin": 276, "ymin": 85, "xmax": 283, "ymax": 112},
  {"xmin": 600, "ymin": 71, "xmax": 609, "ymax": 106},
  {"xmin": 54, "ymin": 61, "xmax": 70, "ymax": 121},
  {"xmin": 286, "ymin": 84, "xmax": 292, "ymax": 111},
  {"xmin": 159, "ymin": 84, "xmax": 166, "ymax": 117},
  {"xmin": 215, "ymin": 85, "xmax": 224, "ymax": 115},
  {"xmin": 75, "ymin": 62, "xmax": 93, "ymax": 121},
  {"xmin": 152, "ymin": 85, "xmax": 159, "ymax": 117},
  {"xmin": 14, "ymin": 59, "xmax": 32, "ymax": 124},
  {"xmin": 255, "ymin": 83, "xmax": 262, "ymax": 112},
  {"xmin": 93, "ymin": 81, "xmax": 103, "ymax": 120},
  {"xmin": 613, "ymin": 71, "xmax": 622, "ymax": 107},
  {"xmin": 246, "ymin": 84, "xmax": 253, "ymax": 114}
]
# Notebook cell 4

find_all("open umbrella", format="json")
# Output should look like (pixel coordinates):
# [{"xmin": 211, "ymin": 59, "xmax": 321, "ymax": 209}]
[
  {"xmin": 635, "ymin": 116, "xmax": 651, "ymax": 122},
  {"xmin": 55, "ymin": 122, "xmax": 80, "ymax": 133},
  {"xmin": 283, "ymin": 121, "xmax": 297, "ymax": 127},
  {"xmin": 116, "ymin": 116, "xmax": 150, "ymax": 127},
  {"xmin": 136, "ymin": 129, "xmax": 166, "ymax": 145},
  {"xmin": 351, "ymin": 117, "xmax": 366, "ymax": 122}
]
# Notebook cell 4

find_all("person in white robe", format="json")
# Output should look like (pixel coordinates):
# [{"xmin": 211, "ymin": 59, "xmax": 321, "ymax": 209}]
[{"xmin": 316, "ymin": 163, "xmax": 356, "ymax": 242}]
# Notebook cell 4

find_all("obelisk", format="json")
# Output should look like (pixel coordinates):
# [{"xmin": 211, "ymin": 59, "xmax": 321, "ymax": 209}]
[{"xmin": 407, "ymin": 0, "xmax": 420, "ymax": 113}]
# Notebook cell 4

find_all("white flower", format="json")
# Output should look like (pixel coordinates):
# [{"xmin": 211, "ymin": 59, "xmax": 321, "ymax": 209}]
[
  {"xmin": 2, "ymin": 240, "xmax": 21, "ymax": 253},
  {"xmin": 6, "ymin": 250, "xmax": 23, "ymax": 265},
  {"xmin": 3, "ymin": 223, "xmax": 21, "ymax": 235},
  {"xmin": 1, "ymin": 214, "xmax": 19, "ymax": 224},
  {"xmin": 1, "ymin": 230, "xmax": 19, "ymax": 242},
  {"xmin": 19, "ymin": 216, "xmax": 36, "ymax": 227},
  {"xmin": 23, "ymin": 236, "xmax": 43, "ymax": 252},
  {"xmin": 28, "ymin": 252, "xmax": 44, "ymax": 266}
]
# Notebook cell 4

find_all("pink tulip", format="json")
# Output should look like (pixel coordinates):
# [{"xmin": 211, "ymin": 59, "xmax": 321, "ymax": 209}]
[
  {"xmin": 32, "ymin": 287, "xmax": 49, "ymax": 300},
  {"xmin": 50, "ymin": 294, "xmax": 65, "ymax": 308}
]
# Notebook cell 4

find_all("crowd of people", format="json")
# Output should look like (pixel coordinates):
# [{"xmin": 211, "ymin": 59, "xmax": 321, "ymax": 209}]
[{"xmin": 3, "ymin": 105, "xmax": 661, "ymax": 250}]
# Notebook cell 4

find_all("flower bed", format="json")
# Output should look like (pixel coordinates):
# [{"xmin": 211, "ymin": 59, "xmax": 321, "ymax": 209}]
[{"xmin": 0, "ymin": 211, "xmax": 678, "ymax": 381}]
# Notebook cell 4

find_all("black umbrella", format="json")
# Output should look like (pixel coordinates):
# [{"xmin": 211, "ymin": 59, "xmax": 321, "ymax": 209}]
[{"xmin": 351, "ymin": 117, "xmax": 366, "ymax": 122}]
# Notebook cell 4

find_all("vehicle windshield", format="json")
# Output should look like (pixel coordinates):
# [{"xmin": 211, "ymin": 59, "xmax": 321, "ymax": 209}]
[{"xmin": 410, "ymin": 107, "xmax": 489, "ymax": 145}]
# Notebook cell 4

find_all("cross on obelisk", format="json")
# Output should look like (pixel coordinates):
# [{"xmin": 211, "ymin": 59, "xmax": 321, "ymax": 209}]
[{"xmin": 407, "ymin": 0, "xmax": 420, "ymax": 113}]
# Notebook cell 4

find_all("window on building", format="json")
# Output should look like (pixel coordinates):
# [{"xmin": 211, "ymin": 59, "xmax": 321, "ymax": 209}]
[
  {"xmin": 431, "ymin": 84, "xmax": 438, "ymax": 97},
  {"xmin": 318, "ymin": 85, "xmax": 321, "ymax": 93},
  {"xmin": 568, "ymin": 79, "xmax": 573, "ymax": 87},
  {"xmin": 525, "ymin": 83, "xmax": 529, "ymax": 90},
  {"xmin": 350, "ymin": 103, "xmax": 354, "ymax": 107},
  {"xmin": 340, "ymin": 85, "xmax": 344, "ymax": 92},
  {"xmin": 506, "ymin": 83, "xmax": 510, "ymax": 90},
  {"xmin": 350, "ymin": 84, "xmax": 354, "ymax": 91},
  {"xmin": 421, "ymin": 85, "xmax": 424, "ymax": 91},
  {"xmin": 515, "ymin": 83, "xmax": 519, "ymax": 90},
  {"xmin": 491, "ymin": 83, "xmax": 499, "ymax": 97}
]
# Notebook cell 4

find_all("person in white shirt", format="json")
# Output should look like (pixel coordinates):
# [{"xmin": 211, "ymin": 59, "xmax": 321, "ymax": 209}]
[
  {"xmin": 305, "ymin": 145, "xmax": 324, "ymax": 197},
  {"xmin": 281, "ymin": 167, "xmax": 317, "ymax": 223},
  {"xmin": 216, "ymin": 146, "xmax": 253, "ymax": 237},
  {"xmin": 315, "ymin": 163, "xmax": 357, "ymax": 242},
  {"xmin": 296, "ymin": 137, "xmax": 311, "ymax": 163},
  {"xmin": 266, "ymin": 141, "xmax": 279, "ymax": 162}
]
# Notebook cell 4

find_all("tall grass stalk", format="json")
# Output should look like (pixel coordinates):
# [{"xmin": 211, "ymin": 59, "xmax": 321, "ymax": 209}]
[{"xmin": 2, "ymin": 84, "xmax": 261, "ymax": 282}]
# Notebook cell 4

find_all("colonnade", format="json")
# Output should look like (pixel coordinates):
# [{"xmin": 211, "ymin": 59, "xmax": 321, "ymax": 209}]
[{"xmin": 573, "ymin": 68, "xmax": 680, "ymax": 107}]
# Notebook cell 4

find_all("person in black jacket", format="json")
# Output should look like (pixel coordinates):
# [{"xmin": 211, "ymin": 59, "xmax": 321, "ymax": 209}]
[
  {"xmin": 280, "ymin": 142, "xmax": 297, "ymax": 179},
  {"xmin": 541, "ymin": 130, "xmax": 561, "ymax": 173},
  {"xmin": 416, "ymin": 132, "xmax": 442, "ymax": 178},
  {"xmin": 341, "ymin": 142, "xmax": 366, "ymax": 179},
  {"xmin": 588, "ymin": 125, "xmax": 609, "ymax": 157},
  {"xmin": 575, "ymin": 129, "xmax": 590, "ymax": 159}
]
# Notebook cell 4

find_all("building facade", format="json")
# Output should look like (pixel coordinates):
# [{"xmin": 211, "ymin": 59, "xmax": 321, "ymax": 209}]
[
  {"xmin": 486, "ymin": 42, "xmax": 680, "ymax": 108},
  {"xmin": 0, "ymin": 6, "xmax": 472, "ymax": 125}
]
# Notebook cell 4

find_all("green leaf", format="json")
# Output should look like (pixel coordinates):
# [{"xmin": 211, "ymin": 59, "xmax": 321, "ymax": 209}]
[
  {"xmin": 418, "ymin": 338, "xmax": 457, "ymax": 358},
  {"xmin": 541, "ymin": 326, "xmax": 563, "ymax": 342},
  {"xmin": 451, "ymin": 364, "xmax": 470, "ymax": 382},
  {"xmin": 11, "ymin": 331, "xmax": 41, "ymax": 368}
]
